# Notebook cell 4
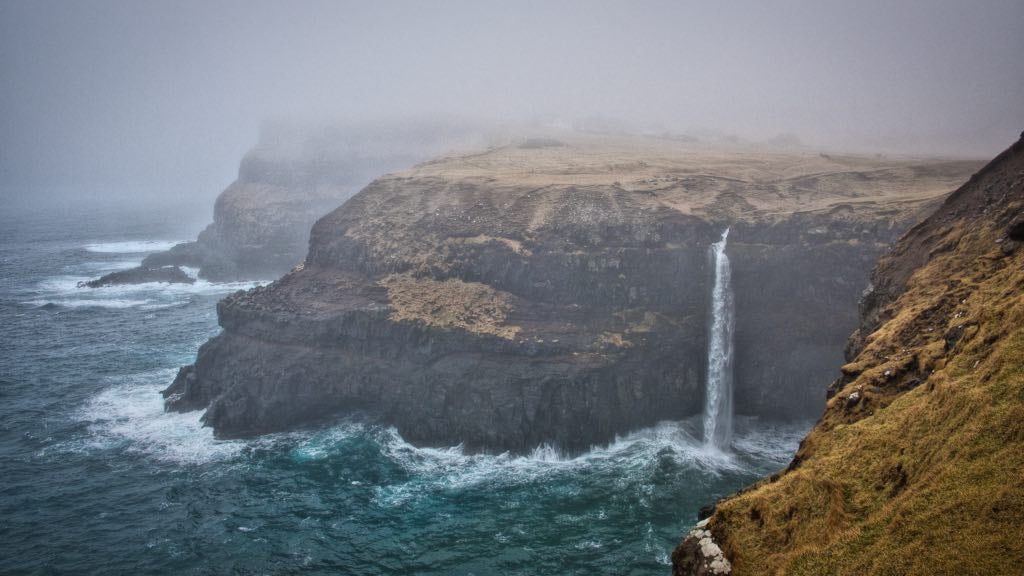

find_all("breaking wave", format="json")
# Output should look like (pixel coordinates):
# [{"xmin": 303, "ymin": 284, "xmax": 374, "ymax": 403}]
[
  {"xmin": 65, "ymin": 370, "xmax": 246, "ymax": 465},
  {"xmin": 62, "ymin": 372, "xmax": 809, "ymax": 481},
  {"xmin": 24, "ymin": 273, "xmax": 262, "ymax": 310},
  {"xmin": 82, "ymin": 240, "xmax": 183, "ymax": 254}
]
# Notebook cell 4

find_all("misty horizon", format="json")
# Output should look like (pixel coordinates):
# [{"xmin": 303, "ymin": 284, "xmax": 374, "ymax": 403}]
[{"xmin": 2, "ymin": 0, "xmax": 1023, "ymax": 209}]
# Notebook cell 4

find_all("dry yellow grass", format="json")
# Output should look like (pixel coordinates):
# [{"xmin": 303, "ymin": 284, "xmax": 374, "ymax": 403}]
[
  {"xmin": 332, "ymin": 135, "xmax": 979, "ymax": 279},
  {"xmin": 404, "ymin": 134, "xmax": 977, "ymax": 222},
  {"xmin": 379, "ymin": 273, "xmax": 520, "ymax": 339}
]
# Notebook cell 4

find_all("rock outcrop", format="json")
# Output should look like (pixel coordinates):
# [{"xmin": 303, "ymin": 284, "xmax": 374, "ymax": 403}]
[
  {"xmin": 164, "ymin": 135, "xmax": 979, "ymax": 452},
  {"xmin": 673, "ymin": 519, "xmax": 732, "ymax": 575},
  {"xmin": 79, "ymin": 265, "xmax": 194, "ymax": 287},
  {"xmin": 93, "ymin": 122, "xmax": 485, "ymax": 284},
  {"xmin": 673, "ymin": 134, "xmax": 1024, "ymax": 575}
]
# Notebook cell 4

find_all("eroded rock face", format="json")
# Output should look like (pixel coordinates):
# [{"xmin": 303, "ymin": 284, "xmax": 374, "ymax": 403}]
[
  {"xmin": 95, "ymin": 122, "xmax": 486, "ymax": 283},
  {"xmin": 165, "ymin": 135, "xmax": 979, "ymax": 452}
]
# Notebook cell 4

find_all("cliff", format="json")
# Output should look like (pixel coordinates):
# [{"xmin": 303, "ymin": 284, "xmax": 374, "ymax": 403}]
[
  {"xmin": 673, "ymin": 134, "xmax": 1024, "ymax": 575},
  {"xmin": 163, "ymin": 135, "xmax": 979, "ymax": 452},
  {"xmin": 95, "ymin": 122, "xmax": 484, "ymax": 283}
]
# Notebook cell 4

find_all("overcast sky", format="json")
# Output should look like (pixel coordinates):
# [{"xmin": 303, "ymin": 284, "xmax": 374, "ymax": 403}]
[{"xmin": 2, "ymin": 0, "xmax": 1022, "ymax": 206}]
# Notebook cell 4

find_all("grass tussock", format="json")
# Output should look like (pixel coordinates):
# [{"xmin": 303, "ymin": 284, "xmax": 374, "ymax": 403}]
[{"xmin": 380, "ymin": 273, "xmax": 520, "ymax": 339}]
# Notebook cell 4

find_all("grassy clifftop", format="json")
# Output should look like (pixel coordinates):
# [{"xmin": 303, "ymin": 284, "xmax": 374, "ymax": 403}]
[{"xmin": 675, "ymin": 135, "xmax": 1024, "ymax": 575}]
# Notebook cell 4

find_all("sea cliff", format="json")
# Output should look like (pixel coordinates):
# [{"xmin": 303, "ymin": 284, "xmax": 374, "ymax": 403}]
[
  {"xmin": 164, "ymin": 135, "xmax": 979, "ymax": 452},
  {"xmin": 89, "ymin": 122, "xmax": 483, "ymax": 284},
  {"xmin": 673, "ymin": 134, "xmax": 1024, "ymax": 575}
]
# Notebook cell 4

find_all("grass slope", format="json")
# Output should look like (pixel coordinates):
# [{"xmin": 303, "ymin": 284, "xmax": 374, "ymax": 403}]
[{"xmin": 704, "ymin": 138, "xmax": 1024, "ymax": 575}]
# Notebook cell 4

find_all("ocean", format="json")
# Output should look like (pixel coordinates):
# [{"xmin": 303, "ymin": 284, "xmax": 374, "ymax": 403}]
[{"xmin": 0, "ymin": 204, "xmax": 811, "ymax": 575}]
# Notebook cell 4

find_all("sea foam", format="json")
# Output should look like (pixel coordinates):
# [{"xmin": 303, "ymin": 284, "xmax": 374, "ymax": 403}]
[
  {"xmin": 25, "ymin": 273, "xmax": 262, "ymax": 311},
  {"xmin": 71, "ymin": 370, "xmax": 245, "ymax": 465},
  {"xmin": 368, "ymin": 419, "xmax": 752, "ymax": 508},
  {"xmin": 82, "ymin": 240, "xmax": 183, "ymax": 254}
]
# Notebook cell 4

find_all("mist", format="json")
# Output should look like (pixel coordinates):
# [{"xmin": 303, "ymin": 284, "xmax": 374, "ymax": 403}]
[{"xmin": 2, "ymin": 0, "xmax": 1022, "ymax": 209}]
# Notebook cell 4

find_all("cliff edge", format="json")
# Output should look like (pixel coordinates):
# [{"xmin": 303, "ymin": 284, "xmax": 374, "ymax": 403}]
[
  {"xmin": 164, "ymin": 135, "xmax": 979, "ymax": 452},
  {"xmin": 673, "ymin": 134, "xmax": 1024, "ymax": 575}
]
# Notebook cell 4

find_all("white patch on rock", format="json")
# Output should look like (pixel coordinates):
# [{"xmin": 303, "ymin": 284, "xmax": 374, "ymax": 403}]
[
  {"xmin": 682, "ymin": 519, "xmax": 732, "ymax": 575},
  {"xmin": 710, "ymin": 557, "xmax": 732, "ymax": 574},
  {"xmin": 700, "ymin": 539, "xmax": 722, "ymax": 558}
]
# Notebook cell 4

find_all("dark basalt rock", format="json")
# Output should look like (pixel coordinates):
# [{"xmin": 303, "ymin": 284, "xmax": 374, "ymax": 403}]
[
  {"xmin": 1007, "ymin": 214, "xmax": 1024, "ymax": 242},
  {"xmin": 80, "ymin": 265, "xmax": 194, "ymax": 288},
  {"xmin": 697, "ymin": 504, "xmax": 717, "ymax": 521},
  {"xmin": 164, "ymin": 137, "xmax": 980, "ymax": 452}
]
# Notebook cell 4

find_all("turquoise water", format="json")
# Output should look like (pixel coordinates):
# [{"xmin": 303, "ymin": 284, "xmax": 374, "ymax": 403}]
[{"xmin": 0, "ymin": 205, "xmax": 811, "ymax": 575}]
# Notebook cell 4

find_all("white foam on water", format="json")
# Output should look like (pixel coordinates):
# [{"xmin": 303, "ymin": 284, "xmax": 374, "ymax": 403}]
[
  {"xmin": 25, "ymin": 298, "xmax": 154, "ymax": 309},
  {"xmin": 67, "ymin": 278, "xmax": 262, "ymax": 301},
  {"xmin": 72, "ymin": 259, "xmax": 141, "ymax": 273},
  {"xmin": 36, "ymin": 275, "xmax": 94, "ymax": 294},
  {"xmin": 371, "ymin": 418, "xmax": 749, "ymax": 507},
  {"xmin": 730, "ymin": 416, "xmax": 813, "ymax": 467},
  {"xmin": 41, "ymin": 274, "xmax": 259, "ymax": 297},
  {"xmin": 139, "ymin": 277, "xmax": 264, "ymax": 297},
  {"xmin": 25, "ymin": 274, "xmax": 262, "ymax": 310},
  {"xmin": 288, "ymin": 422, "xmax": 372, "ymax": 462},
  {"xmin": 83, "ymin": 240, "xmax": 183, "ymax": 254},
  {"xmin": 22, "ymin": 237, "xmax": 264, "ymax": 311},
  {"xmin": 139, "ymin": 302, "xmax": 184, "ymax": 311},
  {"xmin": 655, "ymin": 550, "xmax": 672, "ymax": 566},
  {"xmin": 69, "ymin": 370, "xmax": 245, "ymax": 465},
  {"xmin": 527, "ymin": 443, "xmax": 566, "ymax": 462}
]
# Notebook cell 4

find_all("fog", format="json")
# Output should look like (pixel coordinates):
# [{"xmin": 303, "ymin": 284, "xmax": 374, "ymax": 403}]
[{"xmin": 2, "ymin": 0, "xmax": 1022, "ymax": 208}]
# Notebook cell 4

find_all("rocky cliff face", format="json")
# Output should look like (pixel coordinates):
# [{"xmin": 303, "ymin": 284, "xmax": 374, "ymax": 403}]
[
  {"xmin": 164, "ymin": 135, "xmax": 979, "ymax": 453},
  {"xmin": 673, "ymin": 134, "xmax": 1024, "ymax": 575},
  {"xmin": 98, "ymin": 123, "xmax": 484, "ymax": 283}
]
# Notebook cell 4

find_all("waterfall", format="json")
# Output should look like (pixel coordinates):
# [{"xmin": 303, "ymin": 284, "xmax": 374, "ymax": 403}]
[{"xmin": 703, "ymin": 227, "xmax": 734, "ymax": 450}]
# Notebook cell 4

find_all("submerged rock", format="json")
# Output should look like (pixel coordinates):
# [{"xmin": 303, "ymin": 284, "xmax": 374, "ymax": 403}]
[
  {"xmin": 80, "ymin": 265, "xmax": 194, "ymax": 287},
  {"xmin": 165, "ymin": 134, "xmax": 980, "ymax": 452}
]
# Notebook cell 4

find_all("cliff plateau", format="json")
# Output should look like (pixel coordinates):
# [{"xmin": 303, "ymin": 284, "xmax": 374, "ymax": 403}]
[
  {"xmin": 673, "ymin": 134, "xmax": 1024, "ymax": 575},
  {"xmin": 164, "ymin": 135, "xmax": 980, "ymax": 453}
]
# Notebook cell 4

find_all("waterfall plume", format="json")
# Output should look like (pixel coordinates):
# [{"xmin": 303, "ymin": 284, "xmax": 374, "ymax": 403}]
[{"xmin": 704, "ymin": 227, "xmax": 734, "ymax": 450}]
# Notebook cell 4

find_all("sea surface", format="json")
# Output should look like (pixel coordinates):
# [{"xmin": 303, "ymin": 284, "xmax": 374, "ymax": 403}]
[{"xmin": 0, "ymin": 205, "xmax": 813, "ymax": 575}]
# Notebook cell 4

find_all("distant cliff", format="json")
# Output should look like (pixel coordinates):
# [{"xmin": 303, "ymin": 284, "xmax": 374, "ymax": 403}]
[
  {"xmin": 673, "ymin": 134, "xmax": 1024, "ymax": 575},
  {"xmin": 162, "ymin": 135, "xmax": 979, "ymax": 453},
  {"xmin": 92, "ymin": 122, "xmax": 485, "ymax": 284}
]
